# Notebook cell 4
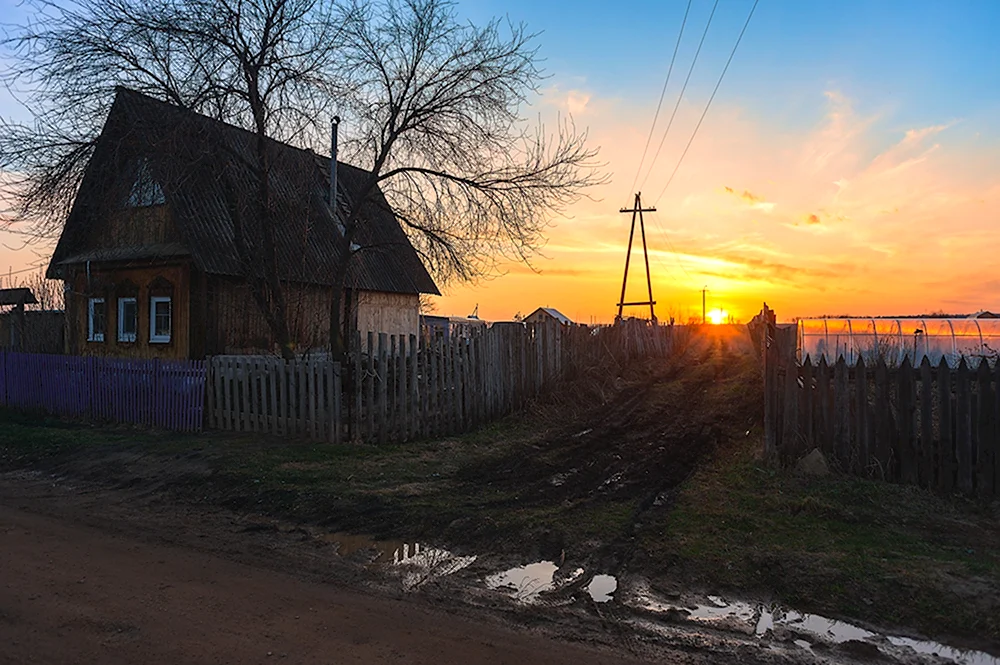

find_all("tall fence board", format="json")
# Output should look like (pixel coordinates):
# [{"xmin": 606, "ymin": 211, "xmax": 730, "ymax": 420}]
[
  {"xmin": 0, "ymin": 351, "xmax": 205, "ymax": 432},
  {"xmin": 751, "ymin": 306, "xmax": 1000, "ymax": 497}
]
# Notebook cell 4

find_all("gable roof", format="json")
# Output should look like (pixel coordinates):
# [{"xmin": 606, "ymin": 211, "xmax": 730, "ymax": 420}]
[
  {"xmin": 48, "ymin": 88, "xmax": 439, "ymax": 295},
  {"xmin": 528, "ymin": 307, "xmax": 572, "ymax": 325}
]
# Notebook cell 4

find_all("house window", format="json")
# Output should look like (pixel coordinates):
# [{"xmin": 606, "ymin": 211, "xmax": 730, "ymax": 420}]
[
  {"xmin": 87, "ymin": 297, "xmax": 106, "ymax": 342},
  {"xmin": 149, "ymin": 296, "xmax": 171, "ymax": 343},
  {"xmin": 117, "ymin": 297, "xmax": 138, "ymax": 342},
  {"xmin": 128, "ymin": 159, "xmax": 165, "ymax": 207}
]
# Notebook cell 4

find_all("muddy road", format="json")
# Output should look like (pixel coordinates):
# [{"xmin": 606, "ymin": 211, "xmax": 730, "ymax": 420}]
[
  {"xmin": 0, "ymin": 470, "xmax": 781, "ymax": 665},
  {"xmin": 0, "ymin": 501, "xmax": 643, "ymax": 665}
]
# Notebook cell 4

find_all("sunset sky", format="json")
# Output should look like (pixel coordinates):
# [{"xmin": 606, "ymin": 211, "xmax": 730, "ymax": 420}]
[{"xmin": 2, "ymin": 0, "xmax": 999, "ymax": 323}]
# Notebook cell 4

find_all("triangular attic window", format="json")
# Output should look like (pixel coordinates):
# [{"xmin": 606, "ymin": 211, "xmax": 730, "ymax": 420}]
[{"xmin": 128, "ymin": 159, "xmax": 165, "ymax": 207}]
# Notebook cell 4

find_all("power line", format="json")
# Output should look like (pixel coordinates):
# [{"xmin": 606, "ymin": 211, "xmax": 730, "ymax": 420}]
[
  {"xmin": 625, "ymin": 0, "xmax": 692, "ymax": 202},
  {"xmin": 653, "ymin": 0, "xmax": 760, "ymax": 206},
  {"xmin": 638, "ymin": 0, "xmax": 720, "ymax": 192}
]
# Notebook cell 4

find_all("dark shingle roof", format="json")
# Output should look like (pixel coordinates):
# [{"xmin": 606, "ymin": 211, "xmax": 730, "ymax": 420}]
[{"xmin": 48, "ymin": 88, "xmax": 439, "ymax": 295}]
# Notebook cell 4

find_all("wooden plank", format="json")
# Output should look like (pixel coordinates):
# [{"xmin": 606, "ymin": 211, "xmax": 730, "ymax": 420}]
[
  {"xmin": 995, "ymin": 362, "xmax": 1000, "ymax": 497},
  {"xmin": 241, "ymin": 358, "xmax": 252, "ymax": 432},
  {"xmin": 377, "ymin": 333, "xmax": 388, "ymax": 445},
  {"xmin": 394, "ymin": 336, "xmax": 403, "ymax": 442},
  {"xmin": 388, "ymin": 335, "xmax": 398, "ymax": 441},
  {"xmin": 223, "ymin": 358, "xmax": 233, "ymax": 431},
  {"xmin": 955, "ymin": 359, "xmax": 973, "ymax": 494},
  {"xmin": 854, "ymin": 358, "xmax": 869, "ymax": 473},
  {"xmin": 897, "ymin": 357, "xmax": 917, "ymax": 485},
  {"xmin": 353, "ymin": 331, "xmax": 362, "ymax": 442},
  {"xmin": 976, "ymin": 361, "xmax": 994, "ymax": 497},
  {"xmin": 833, "ymin": 357, "xmax": 850, "ymax": 470},
  {"xmin": 420, "ymin": 339, "xmax": 429, "ymax": 439},
  {"xmin": 938, "ymin": 358, "xmax": 954, "ymax": 492},
  {"xmin": 873, "ymin": 360, "xmax": 890, "ymax": 480},
  {"xmin": 269, "ymin": 357, "xmax": 279, "ymax": 436},
  {"xmin": 816, "ymin": 358, "xmax": 831, "ymax": 458},
  {"xmin": 308, "ymin": 358, "xmax": 318, "ymax": 440},
  {"xmin": 919, "ymin": 358, "xmax": 934, "ymax": 488},
  {"xmin": 408, "ymin": 335, "xmax": 418, "ymax": 441},
  {"xmin": 366, "ymin": 332, "xmax": 375, "ymax": 442},
  {"xmin": 282, "ymin": 359, "xmax": 292, "ymax": 436},
  {"xmin": 429, "ymin": 335, "xmax": 439, "ymax": 437},
  {"xmin": 332, "ymin": 361, "xmax": 342, "ymax": 444}
]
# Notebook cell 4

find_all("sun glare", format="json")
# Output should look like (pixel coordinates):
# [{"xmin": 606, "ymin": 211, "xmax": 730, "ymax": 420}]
[{"xmin": 707, "ymin": 308, "xmax": 728, "ymax": 325}]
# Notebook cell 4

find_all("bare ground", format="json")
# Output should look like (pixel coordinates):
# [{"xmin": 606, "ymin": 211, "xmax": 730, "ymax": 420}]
[{"xmin": 1, "ymin": 326, "xmax": 998, "ymax": 663}]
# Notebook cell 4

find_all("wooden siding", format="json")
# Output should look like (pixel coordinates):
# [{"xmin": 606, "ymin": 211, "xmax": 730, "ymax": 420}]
[
  {"xmin": 205, "ymin": 276, "xmax": 335, "ymax": 355},
  {"xmin": 204, "ymin": 278, "xmax": 415, "ymax": 356},
  {"xmin": 67, "ymin": 262, "xmax": 191, "ymax": 360},
  {"xmin": 357, "ymin": 291, "xmax": 419, "ymax": 339}
]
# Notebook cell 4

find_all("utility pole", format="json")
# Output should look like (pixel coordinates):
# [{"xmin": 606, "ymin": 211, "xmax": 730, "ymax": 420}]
[
  {"xmin": 615, "ymin": 193, "xmax": 657, "ymax": 324},
  {"xmin": 701, "ymin": 286, "xmax": 708, "ymax": 324}
]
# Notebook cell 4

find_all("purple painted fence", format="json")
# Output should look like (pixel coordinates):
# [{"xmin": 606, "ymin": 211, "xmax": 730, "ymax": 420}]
[{"xmin": 0, "ymin": 351, "xmax": 206, "ymax": 432}]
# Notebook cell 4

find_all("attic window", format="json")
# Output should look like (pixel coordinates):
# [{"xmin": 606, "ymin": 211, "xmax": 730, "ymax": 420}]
[{"xmin": 128, "ymin": 160, "xmax": 165, "ymax": 207}]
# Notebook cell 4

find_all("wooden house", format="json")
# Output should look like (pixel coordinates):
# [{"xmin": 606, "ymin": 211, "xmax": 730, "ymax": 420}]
[
  {"xmin": 46, "ymin": 88, "xmax": 438, "ymax": 359},
  {"xmin": 524, "ymin": 307, "xmax": 573, "ymax": 326}
]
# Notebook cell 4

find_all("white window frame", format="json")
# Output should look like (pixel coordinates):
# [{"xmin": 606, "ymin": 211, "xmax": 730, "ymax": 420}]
[
  {"xmin": 87, "ymin": 297, "xmax": 105, "ymax": 342},
  {"xmin": 149, "ymin": 296, "xmax": 172, "ymax": 343},
  {"xmin": 117, "ymin": 297, "xmax": 138, "ymax": 343}
]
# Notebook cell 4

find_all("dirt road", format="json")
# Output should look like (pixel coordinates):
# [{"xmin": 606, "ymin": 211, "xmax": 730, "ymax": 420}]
[{"xmin": 1, "ymin": 501, "xmax": 644, "ymax": 665}]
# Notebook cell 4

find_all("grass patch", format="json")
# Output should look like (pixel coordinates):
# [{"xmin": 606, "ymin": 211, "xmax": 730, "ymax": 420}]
[{"xmin": 642, "ymin": 435, "xmax": 1000, "ymax": 643}]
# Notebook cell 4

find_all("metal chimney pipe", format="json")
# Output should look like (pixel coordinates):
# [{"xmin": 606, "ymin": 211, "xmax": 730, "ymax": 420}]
[{"xmin": 330, "ymin": 115, "xmax": 341, "ymax": 228}]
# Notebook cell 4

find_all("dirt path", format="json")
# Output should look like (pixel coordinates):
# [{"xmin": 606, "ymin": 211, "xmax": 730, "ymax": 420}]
[{"xmin": 0, "ymin": 501, "xmax": 647, "ymax": 665}]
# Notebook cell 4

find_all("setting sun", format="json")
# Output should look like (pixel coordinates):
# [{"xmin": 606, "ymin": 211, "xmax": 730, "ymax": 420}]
[{"xmin": 707, "ymin": 308, "xmax": 729, "ymax": 325}]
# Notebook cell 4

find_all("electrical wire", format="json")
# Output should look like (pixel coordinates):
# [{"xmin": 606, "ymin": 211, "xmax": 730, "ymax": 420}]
[
  {"xmin": 624, "ymin": 0, "xmax": 692, "ymax": 202},
  {"xmin": 638, "ymin": 0, "xmax": 720, "ymax": 192},
  {"xmin": 653, "ymin": 0, "xmax": 760, "ymax": 206}
]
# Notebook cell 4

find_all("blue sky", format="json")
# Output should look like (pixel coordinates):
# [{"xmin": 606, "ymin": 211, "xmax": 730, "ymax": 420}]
[{"xmin": 1, "ymin": 0, "xmax": 999, "ymax": 320}]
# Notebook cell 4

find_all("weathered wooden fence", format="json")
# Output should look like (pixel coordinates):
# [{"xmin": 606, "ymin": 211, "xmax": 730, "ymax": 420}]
[
  {"xmin": 0, "ymin": 351, "xmax": 206, "ymax": 432},
  {"xmin": 206, "ymin": 320, "xmax": 677, "ymax": 443},
  {"xmin": 754, "ymin": 306, "xmax": 1000, "ymax": 497}
]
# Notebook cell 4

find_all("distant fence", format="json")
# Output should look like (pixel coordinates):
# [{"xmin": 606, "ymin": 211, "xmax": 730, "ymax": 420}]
[
  {"xmin": 751, "ymin": 304, "xmax": 1000, "ymax": 497},
  {"xmin": 207, "ymin": 320, "xmax": 677, "ymax": 443},
  {"xmin": 0, "ymin": 351, "xmax": 206, "ymax": 432}
]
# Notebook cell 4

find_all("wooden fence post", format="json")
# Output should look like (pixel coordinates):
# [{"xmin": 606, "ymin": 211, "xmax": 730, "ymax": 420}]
[
  {"xmin": 897, "ymin": 357, "xmax": 917, "ymax": 484},
  {"xmin": 976, "ymin": 361, "xmax": 994, "ymax": 496},
  {"xmin": 919, "ymin": 358, "xmax": 934, "ymax": 487},
  {"xmin": 377, "ymin": 333, "xmax": 388, "ymax": 444},
  {"xmin": 938, "ymin": 358, "xmax": 954, "ymax": 492},
  {"xmin": 834, "ymin": 357, "xmax": 850, "ymax": 469},
  {"xmin": 854, "ymin": 357, "xmax": 869, "ymax": 473},
  {"xmin": 956, "ymin": 359, "xmax": 973, "ymax": 493}
]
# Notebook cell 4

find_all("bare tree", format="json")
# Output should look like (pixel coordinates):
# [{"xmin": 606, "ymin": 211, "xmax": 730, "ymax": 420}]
[
  {"xmin": 2, "ymin": 0, "xmax": 604, "ymax": 359},
  {"xmin": 326, "ymin": 0, "xmax": 604, "ymax": 354}
]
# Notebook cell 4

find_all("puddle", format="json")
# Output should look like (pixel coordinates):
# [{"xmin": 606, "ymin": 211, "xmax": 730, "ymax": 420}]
[
  {"xmin": 587, "ymin": 574, "xmax": 618, "ymax": 603},
  {"xmin": 632, "ymin": 588, "xmax": 1000, "ymax": 665},
  {"xmin": 485, "ymin": 561, "xmax": 558, "ymax": 602},
  {"xmin": 886, "ymin": 636, "xmax": 1000, "ymax": 665},
  {"xmin": 324, "ymin": 532, "xmax": 475, "ymax": 590},
  {"xmin": 485, "ymin": 561, "xmax": 619, "ymax": 605}
]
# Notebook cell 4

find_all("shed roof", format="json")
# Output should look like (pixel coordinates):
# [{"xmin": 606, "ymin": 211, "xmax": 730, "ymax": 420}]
[
  {"xmin": 48, "ymin": 88, "xmax": 439, "ymax": 295},
  {"xmin": 0, "ymin": 288, "xmax": 38, "ymax": 306}
]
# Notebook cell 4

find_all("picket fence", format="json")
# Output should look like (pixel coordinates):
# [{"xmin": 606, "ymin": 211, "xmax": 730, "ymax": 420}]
[
  {"xmin": 0, "ymin": 351, "xmax": 206, "ymax": 432},
  {"xmin": 752, "ymin": 305, "xmax": 1000, "ymax": 497},
  {"xmin": 206, "ymin": 320, "xmax": 678, "ymax": 443},
  {"xmin": 206, "ymin": 321, "xmax": 568, "ymax": 443}
]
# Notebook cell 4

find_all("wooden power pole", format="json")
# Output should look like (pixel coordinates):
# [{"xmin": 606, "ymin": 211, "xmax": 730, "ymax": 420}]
[{"xmin": 615, "ymin": 193, "xmax": 657, "ymax": 324}]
